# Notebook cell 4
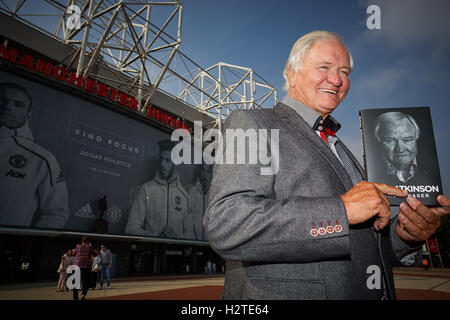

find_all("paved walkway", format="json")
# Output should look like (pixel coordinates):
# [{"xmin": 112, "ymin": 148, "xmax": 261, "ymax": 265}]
[
  {"xmin": 0, "ymin": 268, "xmax": 449, "ymax": 300},
  {"xmin": 0, "ymin": 274, "xmax": 224, "ymax": 300},
  {"xmin": 393, "ymin": 267, "xmax": 450, "ymax": 300}
]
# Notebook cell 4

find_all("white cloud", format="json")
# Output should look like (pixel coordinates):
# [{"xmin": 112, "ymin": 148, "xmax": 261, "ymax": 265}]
[
  {"xmin": 350, "ymin": 56, "xmax": 438, "ymax": 104},
  {"xmin": 352, "ymin": 67, "xmax": 403, "ymax": 101},
  {"xmin": 360, "ymin": 0, "xmax": 450, "ymax": 48},
  {"xmin": 348, "ymin": 1, "xmax": 450, "ymax": 102}
]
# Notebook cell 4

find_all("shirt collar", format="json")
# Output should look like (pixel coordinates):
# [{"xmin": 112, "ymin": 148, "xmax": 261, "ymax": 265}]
[
  {"xmin": 281, "ymin": 96, "xmax": 341, "ymax": 133},
  {"xmin": 385, "ymin": 157, "xmax": 418, "ymax": 183},
  {"xmin": 155, "ymin": 169, "xmax": 179, "ymax": 185},
  {"xmin": 0, "ymin": 123, "xmax": 34, "ymax": 140}
]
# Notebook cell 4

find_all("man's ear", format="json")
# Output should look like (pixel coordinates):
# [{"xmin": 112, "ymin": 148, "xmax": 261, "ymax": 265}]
[{"xmin": 286, "ymin": 68, "xmax": 297, "ymax": 89}]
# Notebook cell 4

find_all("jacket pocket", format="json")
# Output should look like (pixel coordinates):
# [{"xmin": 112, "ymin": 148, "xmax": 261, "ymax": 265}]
[{"xmin": 244, "ymin": 278, "xmax": 326, "ymax": 300}]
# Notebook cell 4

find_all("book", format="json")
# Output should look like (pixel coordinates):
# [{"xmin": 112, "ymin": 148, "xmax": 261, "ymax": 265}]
[{"xmin": 359, "ymin": 106, "xmax": 443, "ymax": 206}]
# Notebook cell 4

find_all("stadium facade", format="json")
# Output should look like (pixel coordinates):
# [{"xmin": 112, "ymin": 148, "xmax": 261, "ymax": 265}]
[{"xmin": 0, "ymin": 11, "xmax": 224, "ymax": 282}]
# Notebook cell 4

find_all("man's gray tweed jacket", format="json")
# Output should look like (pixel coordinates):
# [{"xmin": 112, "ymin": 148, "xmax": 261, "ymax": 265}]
[{"xmin": 204, "ymin": 102, "xmax": 417, "ymax": 300}]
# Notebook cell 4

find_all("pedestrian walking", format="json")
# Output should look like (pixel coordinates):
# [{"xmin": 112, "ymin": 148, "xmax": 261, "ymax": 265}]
[
  {"xmin": 56, "ymin": 249, "xmax": 73, "ymax": 292},
  {"xmin": 90, "ymin": 249, "xmax": 101, "ymax": 289},
  {"xmin": 72, "ymin": 236, "xmax": 94, "ymax": 300},
  {"xmin": 206, "ymin": 260, "xmax": 212, "ymax": 276},
  {"xmin": 99, "ymin": 244, "xmax": 112, "ymax": 289}
]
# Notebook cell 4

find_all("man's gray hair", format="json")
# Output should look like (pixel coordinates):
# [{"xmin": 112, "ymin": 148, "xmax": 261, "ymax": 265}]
[
  {"xmin": 374, "ymin": 112, "xmax": 420, "ymax": 142},
  {"xmin": 283, "ymin": 30, "xmax": 354, "ymax": 93}
]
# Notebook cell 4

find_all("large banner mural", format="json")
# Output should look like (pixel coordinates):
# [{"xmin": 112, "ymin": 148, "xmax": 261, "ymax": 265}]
[{"xmin": 0, "ymin": 43, "xmax": 210, "ymax": 241}]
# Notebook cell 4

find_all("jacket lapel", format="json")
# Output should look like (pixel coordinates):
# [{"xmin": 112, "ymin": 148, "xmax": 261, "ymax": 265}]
[{"xmin": 275, "ymin": 102, "xmax": 354, "ymax": 190}]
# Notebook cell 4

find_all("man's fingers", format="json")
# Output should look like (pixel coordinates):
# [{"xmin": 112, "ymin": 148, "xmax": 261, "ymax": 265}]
[
  {"xmin": 368, "ymin": 182, "xmax": 393, "ymax": 230},
  {"xmin": 373, "ymin": 182, "xmax": 408, "ymax": 197},
  {"xmin": 397, "ymin": 196, "xmax": 443, "ymax": 242},
  {"xmin": 400, "ymin": 202, "xmax": 428, "ymax": 228},
  {"xmin": 405, "ymin": 197, "xmax": 440, "ymax": 225},
  {"xmin": 431, "ymin": 207, "xmax": 450, "ymax": 218},
  {"xmin": 404, "ymin": 194, "xmax": 450, "ymax": 223},
  {"xmin": 374, "ymin": 214, "xmax": 390, "ymax": 230},
  {"xmin": 374, "ymin": 198, "xmax": 391, "ymax": 230},
  {"xmin": 435, "ymin": 195, "xmax": 450, "ymax": 217},
  {"xmin": 397, "ymin": 210, "xmax": 424, "ymax": 240},
  {"xmin": 396, "ymin": 220, "xmax": 416, "ymax": 242},
  {"xmin": 380, "ymin": 190, "xmax": 391, "ymax": 209},
  {"xmin": 438, "ymin": 195, "xmax": 450, "ymax": 206}
]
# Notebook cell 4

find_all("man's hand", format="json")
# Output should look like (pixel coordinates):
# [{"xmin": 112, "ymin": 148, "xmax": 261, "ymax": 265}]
[
  {"xmin": 160, "ymin": 225, "xmax": 177, "ymax": 238},
  {"xmin": 396, "ymin": 195, "xmax": 450, "ymax": 243},
  {"xmin": 340, "ymin": 181, "xmax": 408, "ymax": 230}
]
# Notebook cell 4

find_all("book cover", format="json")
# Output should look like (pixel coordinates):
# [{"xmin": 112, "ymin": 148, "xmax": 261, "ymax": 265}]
[{"xmin": 359, "ymin": 107, "xmax": 443, "ymax": 206}]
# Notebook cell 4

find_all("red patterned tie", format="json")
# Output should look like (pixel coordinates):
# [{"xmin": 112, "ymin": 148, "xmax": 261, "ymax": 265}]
[
  {"xmin": 319, "ymin": 126, "xmax": 336, "ymax": 144},
  {"xmin": 314, "ymin": 116, "xmax": 339, "ymax": 144}
]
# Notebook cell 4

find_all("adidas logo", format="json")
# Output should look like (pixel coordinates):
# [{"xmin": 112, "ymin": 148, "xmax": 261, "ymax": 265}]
[{"xmin": 74, "ymin": 204, "xmax": 96, "ymax": 219}]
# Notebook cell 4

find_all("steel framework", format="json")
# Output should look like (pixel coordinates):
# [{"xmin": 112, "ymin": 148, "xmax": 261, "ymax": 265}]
[
  {"xmin": 178, "ymin": 61, "xmax": 278, "ymax": 126},
  {"xmin": 0, "ymin": 0, "xmax": 277, "ymax": 126}
]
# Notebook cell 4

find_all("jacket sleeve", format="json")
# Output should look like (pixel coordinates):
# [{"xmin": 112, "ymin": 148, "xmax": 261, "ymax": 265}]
[
  {"xmin": 183, "ymin": 208, "xmax": 196, "ymax": 239},
  {"xmin": 125, "ymin": 186, "xmax": 151, "ymax": 236},
  {"xmin": 180, "ymin": 186, "xmax": 195, "ymax": 239},
  {"xmin": 35, "ymin": 156, "xmax": 69, "ymax": 229},
  {"xmin": 389, "ymin": 212, "xmax": 423, "ymax": 266},
  {"xmin": 204, "ymin": 110, "xmax": 351, "ymax": 263}
]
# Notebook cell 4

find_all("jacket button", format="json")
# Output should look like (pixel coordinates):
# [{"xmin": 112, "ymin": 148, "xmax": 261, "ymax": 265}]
[{"xmin": 318, "ymin": 227, "xmax": 326, "ymax": 236}]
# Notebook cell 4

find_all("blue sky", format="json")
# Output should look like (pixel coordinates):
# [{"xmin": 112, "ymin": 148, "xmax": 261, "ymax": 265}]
[{"xmin": 179, "ymin": 0, "xmax": 450, "ymax": 195}]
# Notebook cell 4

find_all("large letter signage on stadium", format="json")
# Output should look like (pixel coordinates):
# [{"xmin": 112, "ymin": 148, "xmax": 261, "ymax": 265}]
[{"xmin": 0, "ymin": 43, "xmax": 190, "ymax": 131}]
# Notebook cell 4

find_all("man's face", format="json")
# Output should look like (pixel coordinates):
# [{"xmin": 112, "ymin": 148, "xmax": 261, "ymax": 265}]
[
  {"xmin": 0, "ymin": 87, "xmax": 31, "ymax": 129},
  {"xmin": 379, "ymin": 118, "xmax": 418, "ymax": 170},
  {"xmin": 288, "ymin": 39, "xmax": 351, "ymax": 118},
  {"xmin": 159, "ymin": 150, "xmax": 175, "ymax": 180}
]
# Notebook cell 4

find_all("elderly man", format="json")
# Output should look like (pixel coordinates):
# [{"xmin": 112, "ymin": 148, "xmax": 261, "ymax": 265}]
[
  {"xmin": 0, "ymin": 82, "xmax": 69, "ymax": 228},
  {"xmin": 374, "ymin": 112, "xmax": 431, "ymax": 185},
  {"xmin": 125, "ymin": 139, "xmax": 193, "ymax": 239},
  {"xmin": 204, "ymin": 31, "xmax": 450, "ymax": 300}
]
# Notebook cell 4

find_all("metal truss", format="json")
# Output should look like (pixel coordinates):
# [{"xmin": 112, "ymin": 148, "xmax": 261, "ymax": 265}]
[
  {"xmin": 177, "ymin": 61, "xmax": 277, "ymax": 126},
  {"xmin": 0, "ymin": 0, "xmax": 277, "ymax": 126}
]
